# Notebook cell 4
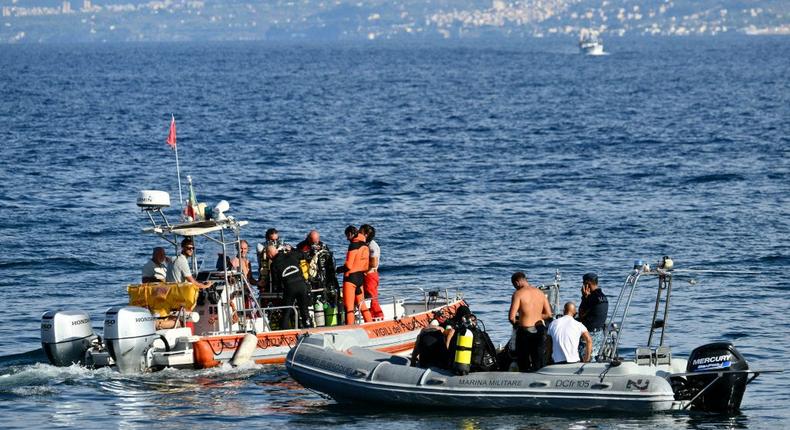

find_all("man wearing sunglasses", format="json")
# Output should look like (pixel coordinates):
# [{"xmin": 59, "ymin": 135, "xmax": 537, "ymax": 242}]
[{"xmin": 166, "ymin": 238, "xmax": 211, "ymax": 289}]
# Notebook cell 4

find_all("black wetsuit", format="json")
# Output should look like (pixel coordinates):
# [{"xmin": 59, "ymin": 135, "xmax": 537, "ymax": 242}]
[
  {"xmin": 269, "ymin": 251, "xmax": 312, "ymax": 329},
  {"xmin": 413, "ymin": 329, "xmax": 450, "ymax": 369},
  {"xmin": 516, "ymin": 325, "xmax": 546, "ymax": 372}
]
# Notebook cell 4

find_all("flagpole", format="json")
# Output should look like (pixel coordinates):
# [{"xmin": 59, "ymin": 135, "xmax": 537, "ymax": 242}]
[{"xmin": 171, "ymin": 114, "xmax": 184, "ymax": 218}]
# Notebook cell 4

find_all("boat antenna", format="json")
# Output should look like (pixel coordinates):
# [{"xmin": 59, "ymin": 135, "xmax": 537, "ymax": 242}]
[{"xmin": 166, "ymin": 114, "xmax": 184, "ymax": 218}]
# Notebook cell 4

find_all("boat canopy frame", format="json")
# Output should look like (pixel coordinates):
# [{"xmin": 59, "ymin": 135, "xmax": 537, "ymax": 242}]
[{"xmin": 139, "ymin": 205, "xmax": 265, "ymax": 335}]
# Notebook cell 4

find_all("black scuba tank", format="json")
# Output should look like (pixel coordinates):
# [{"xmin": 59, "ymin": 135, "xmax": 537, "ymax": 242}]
[{"xmin": 685, "ymin": 342, "xmax": 749, "ymax": 413}]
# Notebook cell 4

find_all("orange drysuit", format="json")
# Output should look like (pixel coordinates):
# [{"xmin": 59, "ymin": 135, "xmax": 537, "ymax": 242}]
[{"xmin": 340, "ymin": 233, "xmax": 372, "ymax": 324}]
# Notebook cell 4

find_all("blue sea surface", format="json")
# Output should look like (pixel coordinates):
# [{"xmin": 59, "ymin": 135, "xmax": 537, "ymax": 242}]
[{"xmin": 0, "ymin": 37, "xmax": 788, "ymax": 429}]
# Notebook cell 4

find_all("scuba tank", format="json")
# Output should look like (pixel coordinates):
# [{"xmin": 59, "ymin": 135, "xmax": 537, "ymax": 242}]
[
  {"xmin": 299, "ymin": 258, "xmax": 310, "ymax": 281},
  {"xmin": 453, "ymin": 327, "xmax": 473, "ymax": 376},
  {"xmin": 313, "ymin": 299, "xmax": 325, "ymax": 327},
  {"xmin": 324, "ymin": 302, "xmax": 338, "ymax": 326}
]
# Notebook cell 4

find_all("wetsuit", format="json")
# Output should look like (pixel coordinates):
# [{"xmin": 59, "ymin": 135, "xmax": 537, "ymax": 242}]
[
  {"xmin": 269, "ymin": 251, "xmax": 312, "ymax": 329},
  {"xmin": 338, "ymin": 233, "xmax": 372, "ymax": 324},
  {"xmin": 516, "ymin": 325, "xmax": 546, "ymax": 372},
  {"xmin": 412, "ymin": 328, "xmax": 449, "ymax": 369}
]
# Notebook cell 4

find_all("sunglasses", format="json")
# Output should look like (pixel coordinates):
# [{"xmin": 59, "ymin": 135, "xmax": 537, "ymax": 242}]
[{"xmin": 184, "ymin": 246, "xmax": 195, "ymax": 250}]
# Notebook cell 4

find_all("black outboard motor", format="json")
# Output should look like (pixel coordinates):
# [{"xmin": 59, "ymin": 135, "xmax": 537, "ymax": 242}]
[{"xmin": 685, "ymin": 342, "xmax": 749, "ymax": 413}]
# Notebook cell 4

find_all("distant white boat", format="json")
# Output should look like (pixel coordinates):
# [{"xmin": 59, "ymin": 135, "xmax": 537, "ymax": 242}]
[{"xmin": 579, "ymin": 31, "xmax": 604, "ymax": 56}]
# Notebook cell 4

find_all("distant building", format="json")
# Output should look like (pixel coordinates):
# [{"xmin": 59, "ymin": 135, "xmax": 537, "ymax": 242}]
[
  {"xmin": 82, "ymin": 0, "xmax": 92, "ymax": 12},
  {"xmin": 2, "ymin": 6, "xmax": 10, "ymax": 17},
  {"xmin": 62, "ymin": 0, "xmax": 72, "ymax": 14}
]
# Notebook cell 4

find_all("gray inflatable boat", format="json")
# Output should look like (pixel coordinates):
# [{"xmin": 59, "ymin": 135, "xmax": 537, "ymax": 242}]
[
  {"xmin": 286, "ymin": 330, "xmax": 684, "ymax": 412},
  {"xmin": 287, "ymin": 260, "xmax": 776, "ymax": 413}
]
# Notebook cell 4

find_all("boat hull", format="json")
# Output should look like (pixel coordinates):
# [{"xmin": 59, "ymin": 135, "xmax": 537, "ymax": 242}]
[
  {"xmin": 192, "ymin": 299, "xmax": 465, "ymax": 367},
  {"xmin": 286, "ymin": 333, "xmax": 685, "ymax": 412}
]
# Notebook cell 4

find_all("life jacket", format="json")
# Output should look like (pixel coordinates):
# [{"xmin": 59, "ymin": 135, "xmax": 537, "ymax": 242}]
[{"xmin": 343, "ymin": 233, "xmax": 369, "ymax": 287}]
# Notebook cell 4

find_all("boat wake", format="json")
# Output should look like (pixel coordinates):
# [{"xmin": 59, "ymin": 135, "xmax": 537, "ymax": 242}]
[{"xmin": 0, "ymin": 349, "xmax": 279, "ymax": 397}]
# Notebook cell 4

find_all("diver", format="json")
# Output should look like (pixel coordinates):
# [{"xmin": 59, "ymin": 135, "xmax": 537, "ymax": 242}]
[
  {"xmin": 411, "ymin": 311, "xmax": 450, "ymax": 369},
  {"xmin": 267, "ymin": 245, "xmax": 312, "ymax": 329},
  {"xmin": 297, "ymin": 230, "xmax": 340, "ymax": 311}
]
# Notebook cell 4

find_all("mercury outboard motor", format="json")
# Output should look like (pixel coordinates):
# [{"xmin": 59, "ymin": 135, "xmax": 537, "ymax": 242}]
[
  {"xmin": 685, "ymin": 342, "xmax": 749, "ymax": 413},
  {"xmin": 41, "ymin": 310, "xmax": 97, "ymax": 366},
  {"xmin": 103, "ymin": 306, "xmax": 158, "ymax": 374}
]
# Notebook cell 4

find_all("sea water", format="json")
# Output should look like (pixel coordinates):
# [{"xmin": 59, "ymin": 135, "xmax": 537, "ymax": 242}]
[{"xmin": 0, "ymin": 37, "xmax": 788, "ymax": 429}]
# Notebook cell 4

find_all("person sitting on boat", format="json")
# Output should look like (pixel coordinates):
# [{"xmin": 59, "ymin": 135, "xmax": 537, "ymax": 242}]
[
  {"xmin": 336, "ymin": 226, "xmax": 372, "ymax": 325},
  {"xmin": 548, "ymin": 302, "xmax": 592, "ymax": 364},
  {"xmin": 411, "ymin": 318, "xmax": 450, "ymax": 370},
  {"xmin": 141, "ymin": 246, "xmax": 169, "ymax": 283},
  {"xmin": 165, "ymin": 238, "xmax": 212, "ymax": 289},
  {"xmin": 578, "ymin": 273, "xmax": 608, "ymax": 360},
  {"xmin": 509, "ymin": 272, "xmax": 552, "ymax": 372},
  {"xmin": 359, "ymin": 224, "xmax": 384, "ymax": 320},
  {"xmin": 267, "ymin": 245, "xmax": 312, "ymax": 329}
]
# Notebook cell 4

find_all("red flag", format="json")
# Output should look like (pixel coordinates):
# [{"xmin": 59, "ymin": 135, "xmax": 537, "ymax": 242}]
[{"xmin": 166, "ymin": 116, "xmax": 176, "ymax": 148}]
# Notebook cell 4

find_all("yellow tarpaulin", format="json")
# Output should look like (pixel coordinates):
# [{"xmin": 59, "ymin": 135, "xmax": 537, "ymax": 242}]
[{"xmin": 128, "ymin": 282, "xmax": 199, "ymax": 317}]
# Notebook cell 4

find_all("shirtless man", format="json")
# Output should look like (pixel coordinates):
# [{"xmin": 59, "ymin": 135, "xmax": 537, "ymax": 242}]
[{"xmin": 508, "ymin": 272, "xmax": 552, "ymax": 372}]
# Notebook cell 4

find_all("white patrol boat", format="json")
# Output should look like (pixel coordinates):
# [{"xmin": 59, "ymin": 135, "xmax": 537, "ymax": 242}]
[
  {"xmin": 579, "ymin": 29, "xmax": 604, "ymax": 56},
  {"xmin": 286, "ymin": 258, "xmax": 777, "ymax": 413},
  {"xmin": 41, "ymin": 187, "xmax": 466, "ymax": 373}
]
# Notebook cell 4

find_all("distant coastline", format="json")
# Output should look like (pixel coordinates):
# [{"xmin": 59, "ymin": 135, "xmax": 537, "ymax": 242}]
[{"xmin": 1, "ymin": 0, "xmax": 788, "ymax": 44}]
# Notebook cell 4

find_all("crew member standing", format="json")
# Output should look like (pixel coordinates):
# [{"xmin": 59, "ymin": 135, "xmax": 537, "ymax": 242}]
[
  {"xmin": 578, "ymin": 272, "xmax": 608, "ymax": 360},
  {"xmin": 267, "ymin": 245, "xmax": 312, "ymax": 329},
  {"xmin": 359, "ymin": 224, "xmax": 384, "ymax": 320},
  {"xmin": 336, "ymin": 226, "xmax": 372, "ymax": 324},
  {"xmin": 508, "ymin": 272, "xmax": 552, "ymax": 372}
]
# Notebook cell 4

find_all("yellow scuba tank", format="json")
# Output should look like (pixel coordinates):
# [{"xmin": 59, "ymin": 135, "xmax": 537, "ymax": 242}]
[
  {"xmin": 299, "ymin": 259, "xmax": 309, "ymax": 280},
  {"xmin": 453, "ymin": 328, "xmax": 473, "ymax": 376}
]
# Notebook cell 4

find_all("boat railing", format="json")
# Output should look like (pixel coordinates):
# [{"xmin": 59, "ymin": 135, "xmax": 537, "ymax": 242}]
[
  {"xmin": 257, "ymin": 305, "xmax": 299, "ymax": 331},
  {"xmin": 599, "ymin": 259, "xmax": 675, "ymax": 362}
]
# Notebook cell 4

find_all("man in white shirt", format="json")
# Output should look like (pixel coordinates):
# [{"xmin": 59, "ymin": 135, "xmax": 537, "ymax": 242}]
[
  {"xmin": 142, "ymin": 247, "xmax": 169, "ymax": 283},
  {"xmin": 548, "ymin": 302, "xmax": 592, "ymax": 364}
]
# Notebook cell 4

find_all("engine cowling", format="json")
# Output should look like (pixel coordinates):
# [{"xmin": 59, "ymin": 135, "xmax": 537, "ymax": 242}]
[
  {"xmin": 103, "ymin": 306, "xmax": 158, "ymax": 374},
  {"xmin": 685, "ymin": 342, "xmax": 749, "ymax": 413},
  {"xmin": 41, "ymin": 310, "xmax": 96, "ymax": 366}
]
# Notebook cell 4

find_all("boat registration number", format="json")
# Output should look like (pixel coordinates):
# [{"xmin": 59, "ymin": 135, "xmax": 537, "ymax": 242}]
[{"xmin": 555, "ymin": 379, "xmax": 591, "ymax": 388}]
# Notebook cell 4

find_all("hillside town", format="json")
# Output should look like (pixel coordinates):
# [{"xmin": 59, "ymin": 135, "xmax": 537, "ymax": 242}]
[{"xmin": 1, "ymin": 0, "xmax": 788, "ymax": 42}]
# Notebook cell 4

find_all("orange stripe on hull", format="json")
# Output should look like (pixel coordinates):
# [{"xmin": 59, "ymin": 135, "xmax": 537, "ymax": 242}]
[{"xmin": 193, "ymin": 300, "xmax": 466, "ymax": 369}]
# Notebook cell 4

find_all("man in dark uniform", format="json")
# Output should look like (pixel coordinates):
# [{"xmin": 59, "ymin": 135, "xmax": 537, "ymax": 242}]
[
  {"xmin": 578, "ymin": 273, "xmax": 608, "ymax": 360},
  {"xmin": 267, "ymin": 245, "xmax": 312, "ymax": 329}
]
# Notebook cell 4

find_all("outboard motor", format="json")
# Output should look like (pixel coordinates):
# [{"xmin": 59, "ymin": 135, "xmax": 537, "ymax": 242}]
[
  {"xmin": 41, "ymin": 310, "xmax": 97, "ymax": 366},
  {"xmin": 103, "ymin": 306, "xmax": 158, "ymax": 374},
  {"xmin": 686, "ymin": 342, "xmax": 749, "ymax": 413}
]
